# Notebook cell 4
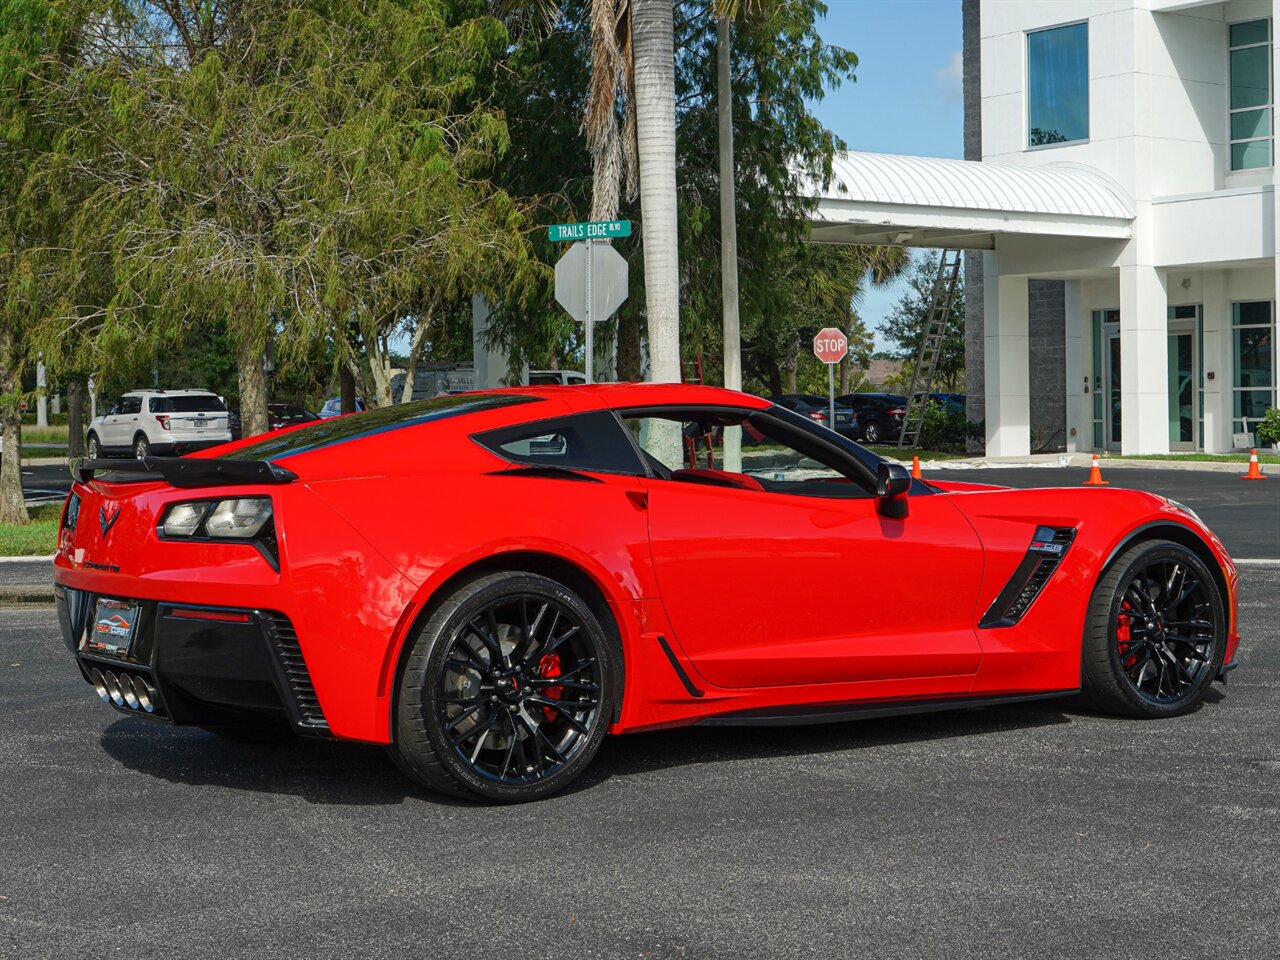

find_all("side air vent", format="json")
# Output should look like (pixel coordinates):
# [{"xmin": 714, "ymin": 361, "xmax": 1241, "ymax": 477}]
[
  {"xmin": 261, "ymin": 612, "xmax": 330, "ymax": 735},
  {"xmin": 979, "ymin": 527, "xmax": 1077, "ymax": 629}
]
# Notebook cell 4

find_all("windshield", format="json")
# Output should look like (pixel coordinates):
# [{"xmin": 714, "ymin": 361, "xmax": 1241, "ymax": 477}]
[{"xmin": 222, "ymin": 393, "xmax": 541, "ymax": 462}]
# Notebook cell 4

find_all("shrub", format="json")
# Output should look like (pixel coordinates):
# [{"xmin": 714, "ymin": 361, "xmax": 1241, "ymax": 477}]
[{"xmin": 1256, "ymin": 407, "xmax": 1280, "ymax": 446}]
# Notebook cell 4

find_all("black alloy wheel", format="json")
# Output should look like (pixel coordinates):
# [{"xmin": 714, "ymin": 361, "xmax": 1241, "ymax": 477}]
[
  {"xmin": 392, "ymin": 572, "xmax": 613, "ymax": 803},
  {"xmin": 1081, "ymin": 540, "xmax": 1225, "ymax": 717}
]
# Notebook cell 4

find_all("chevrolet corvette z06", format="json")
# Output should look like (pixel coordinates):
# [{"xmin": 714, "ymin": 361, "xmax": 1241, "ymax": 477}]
[{"xmin": 54, "ymin": 383, "xmax": 1240, "ymax": 802}]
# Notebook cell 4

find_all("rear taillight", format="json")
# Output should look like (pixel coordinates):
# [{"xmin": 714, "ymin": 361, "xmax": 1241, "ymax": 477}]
[
  {"xmin": 61, "ymin": 492, "xmax": 81, "ymax": 531},
  {"xmin": 156, "ymin": 415, "xmax": 171, "ymax": 430},
  {"xmin": 888, "ymin": 408, "xmax": 905, "ymax": 416},
  {"xmin": 809, "ymin": 412, "xmax": 827, "ymax": 422}
]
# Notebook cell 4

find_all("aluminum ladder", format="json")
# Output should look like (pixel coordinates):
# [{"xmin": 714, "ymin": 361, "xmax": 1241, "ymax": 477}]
[{"xmin": 896, "ymin": 250, "xmax": 962, "ymax": 448}]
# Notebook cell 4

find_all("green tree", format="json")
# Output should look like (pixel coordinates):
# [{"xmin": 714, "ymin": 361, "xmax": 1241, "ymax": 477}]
[
  {"xmin": 878, "ymin": 252, "xmax": 966, "ymax": 392},
  {"xmin": 31, "ymin": 0, "xmax": 536, "ymax": 438}
]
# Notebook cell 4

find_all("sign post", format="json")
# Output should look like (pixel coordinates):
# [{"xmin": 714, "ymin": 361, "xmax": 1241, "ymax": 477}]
[
  {"xmin": 813, "ymin": 327, "xmax": 849, "ymax": 430},
  {"xmin": 552, "ymin": 222, "xmax": 631, "ymax": 384}
]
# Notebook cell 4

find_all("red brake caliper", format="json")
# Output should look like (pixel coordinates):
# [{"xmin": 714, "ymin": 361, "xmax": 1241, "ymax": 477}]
[
  {"xmin": 1117, "ymin": 601, "xmax": 1135, "ymax": 667},
  {"xmin": 537, "ymin": 651, "xmax": 563, "ymax": 723}
]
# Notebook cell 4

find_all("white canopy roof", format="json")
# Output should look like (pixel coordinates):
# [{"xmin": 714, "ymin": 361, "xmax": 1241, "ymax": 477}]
[{"xmin": 805, "ymin": 152, "xmax": 1135, "ymax": 249}]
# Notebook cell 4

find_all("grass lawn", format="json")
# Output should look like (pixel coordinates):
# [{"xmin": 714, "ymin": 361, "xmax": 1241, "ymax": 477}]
[
  {"xmin": 1117, "ymin": 451, "xmax": 1280, "ymax": 464},
  {"xmin": 21, "ymin": 425, "xmax": 71, "ymax": 445},
  {"xmin": 0, "ymin": 504, "xmax": 61, "ymax": 556}
]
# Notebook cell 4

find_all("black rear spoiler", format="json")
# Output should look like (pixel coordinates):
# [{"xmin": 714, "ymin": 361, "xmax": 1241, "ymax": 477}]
[{"xmin": 70, "ymin": 457, "xmax": 298, "ymax": 488}]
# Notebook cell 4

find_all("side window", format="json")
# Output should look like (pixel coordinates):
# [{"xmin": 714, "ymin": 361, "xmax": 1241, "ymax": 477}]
[
  {"xmin": 621, "ymin": 408, "xmax": 875, "ymax": 499},
  {"xmin": 120, "ymin": 397, "xmax": 143, "ymax": 415},
  {"xmin": 475, "ymin": 411, "xmax": 644, "ymax": 475}
]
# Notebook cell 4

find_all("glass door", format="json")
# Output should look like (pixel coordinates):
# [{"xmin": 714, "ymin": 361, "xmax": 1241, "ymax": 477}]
[
  {"xmin": 1105, "ymin": 327, "xmax": 1122, "ymax": 450},
  {"xmin": 1167, "ymin": 331, "xmax": 1196, "ymax": 450}
]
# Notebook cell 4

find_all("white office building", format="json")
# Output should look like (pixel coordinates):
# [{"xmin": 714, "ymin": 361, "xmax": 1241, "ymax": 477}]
[{"xmin": 808, "ymin": 0, "xmax": 1279, "ymax": 455}]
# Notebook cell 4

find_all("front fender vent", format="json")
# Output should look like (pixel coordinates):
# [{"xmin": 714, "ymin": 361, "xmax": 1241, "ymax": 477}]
[{"xmin": 979, "ymin": 527, "xmax": 1077, "ymax": 628}]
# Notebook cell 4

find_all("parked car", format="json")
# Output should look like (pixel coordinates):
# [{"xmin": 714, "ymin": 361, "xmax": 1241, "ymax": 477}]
[
  {"xmin": 528, "ymin": 370, "xmax": 587, "ymax": 386},
  {"xmin": 86, "ymin": 390, "xmax": 231, "ymax": 459},
  {"xmin": 229, "ymin": 403, "xmax": 320, "ymax": 440},
  {"xmin": 913, "ymin": 392, "xmax": 965, "ymax": 416},
  {"xmin": 838, "ymin": 393, "xmax": 907, "ymax": 445},
  {"xmin": 58, "ymin": 383, "xmax": 1240, "ymax": 802},
  {"xmin": 318, "ymin": 396, "xmax": 367, "ymax": 419},
  {"xmin": 768, "ymin": 393, "xmax": 859, "ymax": 439}
]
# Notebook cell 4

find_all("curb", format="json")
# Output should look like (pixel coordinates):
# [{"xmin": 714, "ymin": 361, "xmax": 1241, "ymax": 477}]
[
  {"xmin": 0, "ymin": 585, "xmax": 54, "ymax": 606},
  {"xmin": 915, "ymin": 454, "xmax": 1271, "ymax": 473}
]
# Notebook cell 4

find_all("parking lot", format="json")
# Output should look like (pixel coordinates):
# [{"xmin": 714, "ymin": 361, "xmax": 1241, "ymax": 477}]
[{"xmin": 2, "ymin": 467, "xmax": 1278, "ymax": 958}]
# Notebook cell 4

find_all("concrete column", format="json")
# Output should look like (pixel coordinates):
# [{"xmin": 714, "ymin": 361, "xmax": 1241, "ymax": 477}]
[
  {"xmin": 52, "ymin": 393, "xmax": 60, "ymax": 416},
  {"xmin": 1063, "ymin": 280, "xmax": 1089, "ymax": 452},
  {"xmin": 1118, "ymin": 264, "xmax": 1170, "ymax": 454},
  {"xmin": 1200, "ymin": 270, "xmax": 1229, "ymax": 453},
  {"xmin": 983, "ymin": 255, "xmax": 1031, "ymax": 457},
  {"xmin": 36, "ymin": 361, "xmax": 48, "ymax": 428},
  {"xmin": 471, "ymin": 295, "xmax": 507, "ymax": 389}
]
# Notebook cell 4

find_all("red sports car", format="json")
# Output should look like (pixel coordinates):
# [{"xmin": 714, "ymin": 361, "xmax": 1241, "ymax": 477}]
[{"xmin": 54, "ymin": 383, "xmax": 1240, "ymax": 802}]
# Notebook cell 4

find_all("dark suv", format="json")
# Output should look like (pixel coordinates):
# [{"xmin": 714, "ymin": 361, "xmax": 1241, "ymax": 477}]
[{"xmin": 837, "ymin": 393, "xmax": 907, "ymax": 444}]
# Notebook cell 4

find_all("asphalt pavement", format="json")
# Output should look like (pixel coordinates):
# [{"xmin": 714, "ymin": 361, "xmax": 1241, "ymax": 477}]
[
  {"xmin": 1, "ymin": 570, "xmax": 1277, "ymax": 958},
  {"xmin": 926, "ymin": 465, "xmax": 1280, "ymax": 560}
]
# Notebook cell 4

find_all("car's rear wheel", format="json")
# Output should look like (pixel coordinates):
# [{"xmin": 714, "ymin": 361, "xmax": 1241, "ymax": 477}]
[
  {"xmin": 392, "ymin": 571, "xmax": 614, "ymax": 803},
  {"xmin": 134, "ymin": 435, "xmax": 150, "ymax": 459},
  {"xmin": 862, "ymin": 421, "xmax": 880, "ymax": 444},
  {"xmin": 1081, "ymin": 539, "xmax": 1225, "ymax": 717},
  {"xmin": 86, "ymin": 433, "xmax": 101, "ymax": 459}
]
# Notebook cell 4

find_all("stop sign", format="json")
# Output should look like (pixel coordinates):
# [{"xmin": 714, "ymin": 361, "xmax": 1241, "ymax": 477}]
[{"xmin": 813, "ymin": 327, "xmax": 848, "ymax": 364}]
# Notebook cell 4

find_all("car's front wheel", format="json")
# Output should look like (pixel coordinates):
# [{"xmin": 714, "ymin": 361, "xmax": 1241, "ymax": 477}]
[
  {"xmin": 391, "ymin": 571, "xmax": 614, "ymax": 803},
  {"xmin": 1081, "ymin": 539, "xmax": 1225, "ymax": 717}
]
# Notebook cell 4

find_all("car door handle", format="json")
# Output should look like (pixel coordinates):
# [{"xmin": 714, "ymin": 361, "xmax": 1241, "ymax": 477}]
[{"xmin": 626, "ymin": 490, "xmax": 648, "ymax": 510}]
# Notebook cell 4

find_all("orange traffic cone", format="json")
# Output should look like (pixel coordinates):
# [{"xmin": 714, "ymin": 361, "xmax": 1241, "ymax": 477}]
[
  {"xmin": 1241, "ymin": 449, "xmax": 1267, "ymax": 480},
  {"xmin": 1083, "ymin": 453, "xmax": 1109, "ymax": 486},
  {"xmin": 911, "ymin": 455, "xmax": 922, "ymax": 479}
]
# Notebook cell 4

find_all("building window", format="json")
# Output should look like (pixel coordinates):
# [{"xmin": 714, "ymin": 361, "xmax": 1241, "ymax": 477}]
[
  {"xmin": 1229, "ymin": 19, "xmax": 1272, "ymax": 170},
  {"xmin": 1232, "ymin": 301, "xmax": 1274, "ymax": 437},
  {"xmin": 1027, "ymin": 22, "xmax": 1088, "ymax": 147}
]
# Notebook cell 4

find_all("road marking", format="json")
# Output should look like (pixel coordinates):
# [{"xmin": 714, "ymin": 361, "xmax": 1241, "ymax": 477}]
[{"xmin": 1235, "ymin": 559, "xmax": 1280, "ymax": 566}]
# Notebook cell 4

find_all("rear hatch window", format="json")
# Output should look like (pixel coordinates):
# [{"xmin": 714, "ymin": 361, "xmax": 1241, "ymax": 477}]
[
  {"xmin": 221, "ymin": 393, "xmax": 541, "ymax": 462},
  {"xmin": 150, "ymin": 396, "xmax": 226, "ymax": 413}
]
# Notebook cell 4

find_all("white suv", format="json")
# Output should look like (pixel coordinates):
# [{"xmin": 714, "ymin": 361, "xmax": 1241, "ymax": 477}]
[{"xmin": 86, "ymin": 390, "xmax": 232, "ymax": 459}]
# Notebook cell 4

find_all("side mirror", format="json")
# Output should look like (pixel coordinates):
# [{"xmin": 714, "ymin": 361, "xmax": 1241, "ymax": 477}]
[{"xmin": 876, "ymin": 462, "xmax": 911, "ymax": 519}]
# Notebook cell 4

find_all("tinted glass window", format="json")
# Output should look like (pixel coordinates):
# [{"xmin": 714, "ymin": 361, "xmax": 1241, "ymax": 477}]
[
  {"xmin": 1027, "ymin": 22, "xmax": 1088, "ymax": 146},
  {"xmin": 119, "ymin": 397, "xmax": 143, "ymax": 415},
  {"xmin": 1229, "ymin": 20, "xmax": 1272, "ymax": 170},
  {"xmin": 150, "ymin": 395, "xmax": 226, "ymax": 413},
  {"xmin": 224, "ymin": 394, "xmax": 541, "ymax": 462},
  {"xmin": 476, "ymin": 412, "xmax": 643, "ymax": 474},
  {"xmin": 621, "ymin": 407, "xmax": 877, "ymax": 498}
]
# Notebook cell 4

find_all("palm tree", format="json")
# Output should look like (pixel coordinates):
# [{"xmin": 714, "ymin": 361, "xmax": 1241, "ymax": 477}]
[{"xmin": 630, "ymin": 0, "xmax": 681, "ymax": 384}]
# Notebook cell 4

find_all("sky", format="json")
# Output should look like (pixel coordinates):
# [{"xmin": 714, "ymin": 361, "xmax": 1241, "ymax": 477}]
[{"xmin": 810, "ymin": 0, "xmax": 964, "ymax": 348}]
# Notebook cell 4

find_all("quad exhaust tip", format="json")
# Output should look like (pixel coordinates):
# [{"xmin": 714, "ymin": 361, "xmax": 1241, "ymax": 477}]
[{"xmin": 90, "ymin": 668, "xmax": 158, "ymax": 714}]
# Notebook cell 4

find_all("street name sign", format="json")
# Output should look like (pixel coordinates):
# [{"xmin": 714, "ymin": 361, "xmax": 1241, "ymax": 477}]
[{"xmin": 547, "ymin": 220, "xmax": 632, "ymax": 242}]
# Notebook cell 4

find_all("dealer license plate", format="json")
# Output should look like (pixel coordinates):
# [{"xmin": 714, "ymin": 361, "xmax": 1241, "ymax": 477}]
[{"xmin": 85, "ymin": 598, "xmax": 139, "ymax": 658}]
